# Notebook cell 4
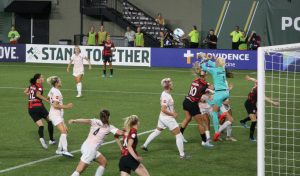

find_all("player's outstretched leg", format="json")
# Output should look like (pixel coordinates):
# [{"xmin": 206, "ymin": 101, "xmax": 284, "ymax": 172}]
[{"xmin": 141, "ymin": 128, "xmax": 162, "ymax": 151}]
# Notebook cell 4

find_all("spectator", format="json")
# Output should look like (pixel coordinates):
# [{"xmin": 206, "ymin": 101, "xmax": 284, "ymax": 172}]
[
  {"xmin": 97, "ymin": 25, "xmax": 108, "ymax": 46},
  {"xmin": 163, "ymin": 32, "xmax": 173, "ymax": 48},
  {"xmin": 230, "ymin": 26, "xmax": 242, "ymax": 50},
  {"xmin": 159, "ymin": 31, "xmax": 165, "ymax": 48},
  {"xmin": 188, "ymin": 25, "xmax": 200, "ymax": 48},
  {"xmin": 134, "ymin": 27, "xmax": 144, "ymax": 47},
  {"xmin": 204, "ymin": 29, "xmax": 218, "ymax": 49},
  {"xmin": 87, "ymin": 25, "xmax": 97, "ymax": 46},
  {"xmin": 248, "ymin": 31, "xmax": 261, "ymax": 50},
  {"xmin": 124, "ymin": 26, "xmax": 135, "ymax": 47},
  {"xmin": 8, "ymin": 25, "xmax": 20, "ymax": 44},
  {"xmin": 155, "ymin": 13, "xmax": 165, "ymax": 26},
  {"xmin": 238, "ymin": 31, "xmax": 248, "ymax": 50}
]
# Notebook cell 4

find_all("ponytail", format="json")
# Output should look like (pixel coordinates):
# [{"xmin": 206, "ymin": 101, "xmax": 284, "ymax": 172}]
[
  {"xmin": 47, "ymin": 76, "xmax": 60, "ymax": 87},
  {"xmin": 100, "ymin": 109, "xmax": 110, "ymax": 125},
  {"xmin": 123, "ymin": 115, "xmax": 139, "ymax": 132}
]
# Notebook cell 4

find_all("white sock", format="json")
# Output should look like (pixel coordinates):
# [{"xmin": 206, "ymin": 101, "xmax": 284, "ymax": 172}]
[
  {"xmin": 143, "ymin": 129, "xmax": 161, "ymax": 148},
  {"xmin": 59, "ymin": 133, "xmax": 68, "ymax": 151},
  {"xmin": 218, "ymin": 121, "xmax": 232, "ymax": 133},
  {"xmin": 227, "ymin": 124, "xmax": 232, "ymax": 137},
  {"xmin": 95, "ymin": 166, "xmax": 105, "ymax": 176},
  {"xmin": 57, "ymin": 138, "xmax": 62, "ymax": 151},
  {"xmin": 176, "ymin": 133, "xmax": 185, "ymax": 157},
  {"xmin": 205, "ymin": 130, "xmax": 210, "ymax": 140},
  {"xmin": 76, "ymin": 82, "xmax": 82, "ymax": 95},
  {"xmin": 71, "ymin": 171, "xmax": 80, "ymax": 176}
]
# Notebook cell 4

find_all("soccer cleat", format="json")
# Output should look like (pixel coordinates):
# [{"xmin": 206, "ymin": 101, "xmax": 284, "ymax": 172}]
[
  {"xmin": 39, "ymin": 138, "xmax": 48, "ymax": 149},
  {"xmin": 76, "ymin": 94, "xmax": 82, "ymax": 98},
  {"xmin": 226, "ymin": 136, "xmax": 237, "ymax": 142},
  {"xmin": 250, "ymin": 137, "xmax": 256, "ymax": 142},
  {"xmin": 202, "ymin": 141, "xmax": 214, "ymax": 148},
  {"xmin": 62, "ymin": 151, "xmax": 74, "ymax": 158},
  {"xmin": 102, "ymin": 74, "xmax": 105, "ymax": 78},
  {"xmin": 109, "ymin": 75, "xmax": 113, "ymax": 78},
  {"xmin": 49, "ymin": 140, "xmax": 56, "ymax": 145},
  {"xmin": 55, "ymin": 149, "xmax": 63, "ymax": 155},
  {"xmin": 213, "ymin": 132, "xmax": 221, "ymax": 142},
  {"xmin": 240, "ymin": 120, "xmax": 248, "ymax": 128},
  {"xmin": 180, "ymin": 154, "xmax": 192, "ymax": 160},
  {"xmin": 141, "ymin": 145, "xmax": 148, "ymax": 151}
]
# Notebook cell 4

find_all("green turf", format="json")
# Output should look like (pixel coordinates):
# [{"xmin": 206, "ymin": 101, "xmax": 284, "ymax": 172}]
[{"xmin": 0, "ymin": 63, "xmax": 259, "ymax": 176}]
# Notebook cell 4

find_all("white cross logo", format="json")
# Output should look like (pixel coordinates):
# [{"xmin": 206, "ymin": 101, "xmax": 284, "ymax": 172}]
[{"xmin": 184, "ymin": 50, "xmax": 194, "ymax": 64}]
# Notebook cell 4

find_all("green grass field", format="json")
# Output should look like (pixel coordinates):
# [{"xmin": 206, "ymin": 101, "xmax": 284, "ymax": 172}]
[{"xmin": 0, "ymin": 63, "xmax": 259, "ymax": 176}]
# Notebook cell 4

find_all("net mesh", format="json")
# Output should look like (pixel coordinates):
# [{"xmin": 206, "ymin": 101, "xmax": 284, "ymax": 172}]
[{"xmin": 263, "ymin": 50, "xmax": 300, "ymax": 175}]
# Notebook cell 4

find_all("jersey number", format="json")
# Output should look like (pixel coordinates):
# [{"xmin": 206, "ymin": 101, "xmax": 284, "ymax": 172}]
[
  {"xmin": 29, "ymin": 89, "xmax": 36, "ymax": 100},
  {"xmin": 93, "ymin": 128, "xmax": 100, "ymax": 135},
  {"xmin": 189, "ymin": 86, "xmax": 197, "ymax": 96}
]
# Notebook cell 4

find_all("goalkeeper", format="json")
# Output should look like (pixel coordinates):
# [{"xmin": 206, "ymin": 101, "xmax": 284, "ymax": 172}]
[{"xmin": 198, "ymin": 53, "xmax": 229, "ymax": 141}]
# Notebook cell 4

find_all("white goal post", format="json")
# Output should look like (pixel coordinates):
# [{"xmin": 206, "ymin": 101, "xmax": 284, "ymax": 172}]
[{"xmin": 257, "ymin": 43, "xmax": 300, "ymax": 176}]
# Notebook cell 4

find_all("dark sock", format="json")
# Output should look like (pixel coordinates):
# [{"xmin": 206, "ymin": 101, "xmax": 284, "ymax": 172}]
[
  {"xmin": 110, "ymin": 69, "xmax": 113, "ymax": 75},
  {"xmin": 38, "ymin": 126, "xmax": 44, "ymax": 138},
  {"xmin": 103, "ymin": 69, "xmax": 106, "ymax": 75},
  {"xmin": 201, "ymin": 133, "xmax": 207, "ymax": 142},
  {"xmin": 250, "ymin": 122, "xmax": 257, "ymax": 138},
  {"xmin": 48, "ymin": 121, "xmax": 54, "ymax": 141},
  {"xmin": 241, "ymin": 116, "xmax": 251, "ymax": 123},
  {"xmin": 180, "ymin": 127, "xmax": 185, "ymax": 134}
]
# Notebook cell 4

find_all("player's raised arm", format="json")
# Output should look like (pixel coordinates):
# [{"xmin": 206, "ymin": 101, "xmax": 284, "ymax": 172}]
[
  {"xmin": 245, "ymin": 75, "xmax": 257, "ymax": 82},
  {"xmin": 68, "ymin": 119, "xmax": 91, "ymax": 125}
]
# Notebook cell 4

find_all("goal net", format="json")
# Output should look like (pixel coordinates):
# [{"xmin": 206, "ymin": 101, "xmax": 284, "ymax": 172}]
[{"xmin": 257, "ymin": 43, "xmax": 300, "ymax": 176}]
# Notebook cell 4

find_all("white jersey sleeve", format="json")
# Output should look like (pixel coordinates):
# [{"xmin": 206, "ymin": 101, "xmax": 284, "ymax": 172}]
[
  {"xmin": 109, "ymin": 125, "xmax": 118, "ymax": 135},
  {"xmin": 90, "ymin": 118, "xmax": 103, "ymax": 126}
]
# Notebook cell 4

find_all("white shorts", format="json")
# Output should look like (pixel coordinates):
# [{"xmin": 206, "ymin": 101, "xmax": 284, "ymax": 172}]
[
  {"xmin": 49, "ymin": 115, "xmax": 64, "ymax": 126},
  {"xmin": 200, "ymin": 107, "xmax": 213, "ymax": 116},
  {"xmin": 157, "ymin": 116, "xmax": 179, "ymax": 131},
  {"xmin": 73, "ymin": 71, "xmax": 84, "ymax": 77},
  {"xmin": 80, "ymin": 143, "xmax": 101, "ymax": 164}
]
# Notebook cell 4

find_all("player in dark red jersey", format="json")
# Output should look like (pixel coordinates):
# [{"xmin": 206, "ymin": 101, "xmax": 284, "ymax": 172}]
[
  {"xmin": 240, "ymin": 75, "xmax": 279, "ymax": 141},
  {"xmin": 180, "ymin": 62, "xmax": 213, "ymax": 147},
  {"xmin": 23, "ymin": 73, "xmax": 55, "ymax": 149},
  {"xmin": 118, "ymin": 115, "xmax": 149, "ymax": 176},
  {"xmin": 102, "ymin": 35, "xmax": 115, "ymax": 78}
]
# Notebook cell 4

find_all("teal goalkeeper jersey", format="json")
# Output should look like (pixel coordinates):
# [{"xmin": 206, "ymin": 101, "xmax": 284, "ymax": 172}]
[{"xmin": 201, "ymin": 60, "xmax": 228, "ymax": 91}]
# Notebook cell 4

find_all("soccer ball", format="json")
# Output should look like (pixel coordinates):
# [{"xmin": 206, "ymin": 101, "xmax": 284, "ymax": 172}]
[
  {"xmin": 111, "ymin": 48, "xmax": 116, "ymax": 52},
  {"xmin": 173, "ymin": 28, "xmax": 185, "ymax": 39}
]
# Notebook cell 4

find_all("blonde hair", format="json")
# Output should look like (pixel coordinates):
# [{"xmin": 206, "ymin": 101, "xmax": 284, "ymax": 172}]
[
  {"xmin": 47, "ymin": 76, "xmax": 60, "ymax": 87},
  {"xmin": 161, "ymin": 78, "xmax": 172, "ymax": 88},
  {"xmin": 192, "ymin": 61, "xmax": 205, "ymax": 77},
  {"xmin": 123, "ymin": 115, "xmax": 139, "ymax": 132},
  {"xmin": 216, "ymin": 57, "xmax": 225, "ymax": 67}
]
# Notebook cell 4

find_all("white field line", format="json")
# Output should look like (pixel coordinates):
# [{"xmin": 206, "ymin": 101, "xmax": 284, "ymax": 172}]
[
  {"xmin": 0, "ymin": 64, "xmax": 256, "ymax": 75},
  {"xmin": 0, "ymin": 129, "xmax": 154, "ymax": 174},
  {"xmin": 0, "ymin": 86, "xmax": 247, "ymax": 98},
  {"xmin": 0, "ymin": 124, "xmax": 250, "ymax": 174}
]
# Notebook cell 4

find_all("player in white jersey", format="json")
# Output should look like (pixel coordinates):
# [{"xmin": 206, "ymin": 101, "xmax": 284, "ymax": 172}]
[
  {"xmin": 47, "ymin": 76, "xmax": 74, "ymax": 157},
  {"xmin": 141, "ymin": 78, "xmax": 187, "ymax": 159},
  {"xmin": 198, "ymin": 86, "xmax": 214, "ymax": 141},
  {"xmin": 69, "ymin": 109, "xmax": 123, "ymax": 176},
  {"xmin": 67, "ymin": 46, "xmax": 92, "ymax": 98}
]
